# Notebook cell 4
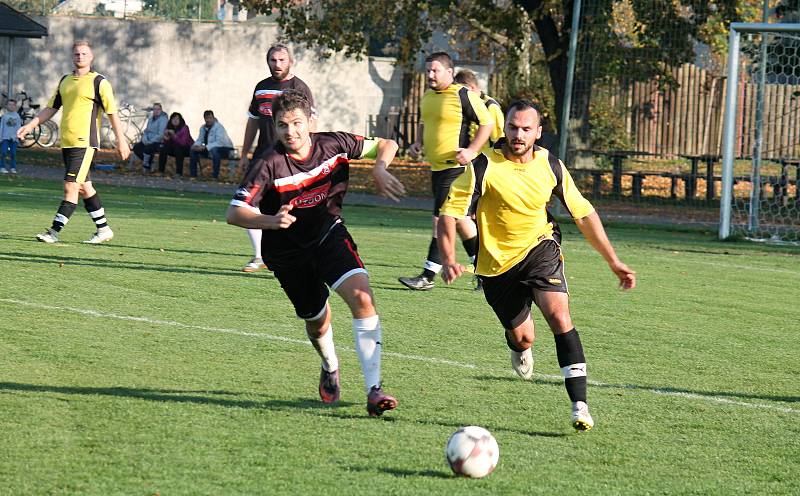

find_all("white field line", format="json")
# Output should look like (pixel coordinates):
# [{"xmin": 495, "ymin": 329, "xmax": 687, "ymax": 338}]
[{"xmin": 1, "ymin": 297, "xmax": 797, "ymax": 415}]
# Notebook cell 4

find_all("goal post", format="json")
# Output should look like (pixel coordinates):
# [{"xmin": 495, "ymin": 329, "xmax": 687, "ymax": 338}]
[{"xmin": 719, "ymin": 22, "xmax": 800, "ymax": 243}]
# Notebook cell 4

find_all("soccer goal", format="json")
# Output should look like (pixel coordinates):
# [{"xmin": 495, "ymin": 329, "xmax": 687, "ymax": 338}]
[{"xmin": 719, "ymin": 23, "xmax": 800, "ymax": 244}]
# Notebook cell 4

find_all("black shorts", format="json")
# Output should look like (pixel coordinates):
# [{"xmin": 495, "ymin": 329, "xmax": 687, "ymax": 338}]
[
  {"xmin": 62, "ymin": 147, "xmax": 95, "ymax": 184},
  {"xmin": 271, "ymin": 223, "xmax": 367, "ymax": 320},
  {"xmin": 481, "ymin": 240, "xmax": 568, "ymax": 330},
  {"xmin": 431, "ymin": 167, "xmax": 467, "ymax": 216}
]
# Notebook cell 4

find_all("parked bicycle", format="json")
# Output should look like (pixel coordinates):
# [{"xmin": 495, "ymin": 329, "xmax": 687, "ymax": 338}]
[
  {"xmin": 1, "ymin": 91, "xmax": 59, "ymax": 148},
  {"xmin": 99, "ymin": 102, "xmax": 150, "ymax": 149}
]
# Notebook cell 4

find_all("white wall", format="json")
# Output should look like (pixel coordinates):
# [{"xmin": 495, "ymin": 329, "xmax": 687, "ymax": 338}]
[{"xmin": 1, "ymin": 15, "xmax": 404, "ymax": 147}]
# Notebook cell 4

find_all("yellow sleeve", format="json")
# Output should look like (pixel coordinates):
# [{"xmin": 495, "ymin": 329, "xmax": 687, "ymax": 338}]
[
  {"xmin": 466, "ymin": 91, "xmax": 493, "ymax": 127},
  {"xmin": 439, "ymin": 165, "xmax": 476, "ymax": 219},
  {"xmin": 559, "ymin": 161, "xmax": 595, "ymax": 219},
  {"xmin": 488, "ymin": 104, "xmax": 504, "ymax": 142},
  {"xmin": 98, "ymin": 79, "xmax": 118, "ymax": 115}
]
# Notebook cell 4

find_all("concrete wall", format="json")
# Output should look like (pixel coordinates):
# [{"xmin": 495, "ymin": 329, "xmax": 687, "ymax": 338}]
[{"xmin": 1, "ymin": 15, "xmax": 404, "ymax": 147}]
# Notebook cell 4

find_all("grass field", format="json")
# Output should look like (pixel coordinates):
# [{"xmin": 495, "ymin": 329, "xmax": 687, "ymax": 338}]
[{"xmin": 1, "ymin": 175, "xmax": 798, "ymax": 495}]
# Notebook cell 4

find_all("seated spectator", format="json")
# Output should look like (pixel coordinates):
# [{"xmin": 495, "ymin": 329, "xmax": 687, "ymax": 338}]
[
  {"xmin": 158, "ymin": 112, "xmax": 193, "ymax": 176},
  {"xmin": 189, "ymin": 110, "xmax": 235, "ymax": 179},
  {"xmin": 131, "ymin": 102, "xmax": 168, "ymax": 172}
]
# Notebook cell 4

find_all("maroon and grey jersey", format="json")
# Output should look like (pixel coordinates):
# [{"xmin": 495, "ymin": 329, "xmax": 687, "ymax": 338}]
[
  {"xmin": 247, "ymin": 76, "xmax": 315, "ymax": 157},
  {"xmin": 231, "ymin": 131, "xmax": 366, "ymax": 263}
]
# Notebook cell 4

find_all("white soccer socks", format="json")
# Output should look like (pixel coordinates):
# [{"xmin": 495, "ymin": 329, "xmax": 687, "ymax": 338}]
[
  {"xmin": 310, "ymin": 324, "xmax": 339, "ymax": 373},
  {"xmin": 353, "ymin": 315, "xmax": 382, "ymax": 393},
  {"xmin": 247, "ymin": 228, "xmax": 262, "ymax": 259}
]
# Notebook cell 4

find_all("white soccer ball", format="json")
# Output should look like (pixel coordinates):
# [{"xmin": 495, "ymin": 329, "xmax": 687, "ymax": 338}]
[{"xmin": 445, "ymin": 426, "xmax": 499, "ymax": 478}]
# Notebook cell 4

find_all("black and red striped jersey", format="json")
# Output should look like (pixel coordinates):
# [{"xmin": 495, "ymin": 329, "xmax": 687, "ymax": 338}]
[
  {"xmin": 231, "ymin": 132, "xmax": 367, "ymax": 262},
  {"xmin": 247, "ymin": 76, "xmax": 315, "ymax": 156}
]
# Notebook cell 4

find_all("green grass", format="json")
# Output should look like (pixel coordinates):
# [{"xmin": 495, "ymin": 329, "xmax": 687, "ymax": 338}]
[{"xmin": 1, "ymin": 176, "xmax": 798, "ymax": 495}]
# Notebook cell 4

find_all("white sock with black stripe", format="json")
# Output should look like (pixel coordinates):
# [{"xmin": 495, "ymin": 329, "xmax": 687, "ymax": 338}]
[{"xmin": 353, "ymin": 315, "xmax": 382, "ymax": 393}]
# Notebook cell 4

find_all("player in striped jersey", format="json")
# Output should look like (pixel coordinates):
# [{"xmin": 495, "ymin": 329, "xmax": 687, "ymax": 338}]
[{"xmin": 226, "ymin": 90, "xmax": 406, "ymax": 416}]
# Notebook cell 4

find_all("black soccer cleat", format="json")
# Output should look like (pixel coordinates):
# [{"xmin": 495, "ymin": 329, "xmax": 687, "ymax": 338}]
[{"xmin": 366, "ymin": 385, "xmax": 397, "ymax": 416}]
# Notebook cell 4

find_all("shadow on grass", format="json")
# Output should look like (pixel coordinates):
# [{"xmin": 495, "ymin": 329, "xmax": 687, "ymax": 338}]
[
  {"xmin": 474, "ymin": 375, "xmax": 800, "ymax": 404},
  {"xmin": 0, "ymin": 252, "xmax": 272, "ymax": 280},
  {"xmin": 0, "ymin": 381, "xmax": 567, "ymax": 439},
  {"xmin": 346, "ymin": 465, "xmax": 453, "ymax": 479}
]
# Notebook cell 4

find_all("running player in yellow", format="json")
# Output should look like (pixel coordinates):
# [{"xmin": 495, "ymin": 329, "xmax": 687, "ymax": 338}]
[
  {"xmin": 18, "ymin": 40, "xmax": 129, "ymax": 244},
  {"xmin": 399, "ymin": 52, "xmax": 494, "ymax": 291},
  {"xmin": 437, "ymin": 100, "xmax": 636, "ymax": 431}
]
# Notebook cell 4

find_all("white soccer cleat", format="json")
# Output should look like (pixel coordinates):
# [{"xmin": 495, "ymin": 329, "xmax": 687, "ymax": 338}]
[
  {"xmin": 83, "ymin": 227, "xmax": 114, "ymax": 244},
  {"xmin": 0, "ymin": 167, "xmax": 8, "ymax": 174},
  {"xmin": 571, "ymin": 401, "xmax": 594, "ymax": 431},
  {"xmin": 242, "ymin": 257, "xmax": 267, "ymax": 273},
  {"xmin": 36, "ymin": 228, "xmax": 59, "ymax": 244},
  {"xmin": 510, "ymin": 347, "xmax": 534, "ymax": 380}
]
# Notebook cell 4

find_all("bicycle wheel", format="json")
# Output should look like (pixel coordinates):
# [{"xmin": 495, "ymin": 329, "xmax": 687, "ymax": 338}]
[{"xmin": 36, "ymin": 121, "xmax": 59, "ymax": 148}]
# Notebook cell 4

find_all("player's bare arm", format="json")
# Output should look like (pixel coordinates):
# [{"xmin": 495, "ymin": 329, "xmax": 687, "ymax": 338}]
[
  {"xmin": 455, "ymin": 123, "xmax": 492, "ymax": 165},
  {"xmin": 436, "ymin": 214, "xmax": 466, "ymax": 283},
  {"xmin": 239, "ymin": 118, "xmax": 259, "ymax": 169},
  {"xmin": 371, "ymin": 138, "xmax": 406, "ymax": 202},
  {"xmin": 107, "ymin": 113, "xmax": 130, "ymax": 161},
  {"xmin": 574, "ymin": 211, "xmax": 636, "ymax": 290},
  {"xmin": 226, "ymin": 203, "xmax": 296, "ymax": 230},
  {"xmin": 17, "ymin": 107, "xmax": 57, "ymax": 140}
]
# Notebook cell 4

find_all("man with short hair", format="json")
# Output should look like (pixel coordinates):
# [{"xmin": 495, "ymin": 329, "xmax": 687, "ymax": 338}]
[
  {"xmin": 238, "ymin": 43, "xmax": 316, "ymax": 273},
  {"xmin": 131, "ymin": 102, "xmax": 167, "ymax": 172},
  {"xmin": 19, "ymin": 40, "xmax": 129, "ymax": 244},
  {"xmin": 226, "ymin": 90, "xmax": 406, "ymax": 416},
  {"xmin": 454, "ymin": 69, "xmax": 504, "ymax": 146},
  {"xmin": 437, "ymin": 100, "xmax": 636, "ymax": 431},
  {"xmin": 399, "ymin": 52, "xmax": 494, "ymax": 291},
  {"xmin": 189, "ymin": 110, "xmax": 234, "ymax": 179}
]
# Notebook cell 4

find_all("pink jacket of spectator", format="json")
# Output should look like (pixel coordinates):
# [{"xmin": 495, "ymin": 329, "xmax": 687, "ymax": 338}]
[{"xmin": 168, "ymin": 125, "xmax": 194, "ymax": 148}]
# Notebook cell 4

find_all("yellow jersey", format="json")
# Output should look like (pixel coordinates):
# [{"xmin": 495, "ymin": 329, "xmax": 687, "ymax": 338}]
[
  {"xmin": 47, "ymin": 71, "xmax": 118, "ymax": 148},
  {"xmin": 420, "ymin": 83, "xmax": 493, "ymax": 171},
  {"xmin": 440, "ymin": 142, "xmax": 595, "ymax": 276}
]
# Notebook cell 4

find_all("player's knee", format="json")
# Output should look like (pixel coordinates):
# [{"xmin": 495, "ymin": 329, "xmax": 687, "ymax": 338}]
[
  {"xmin": 542, "ymin": 311, "xmax": 572, "ymax": 333},
  {"xmin": 346, "ymin": 288, "xmax": 375, "ymax": 316}
]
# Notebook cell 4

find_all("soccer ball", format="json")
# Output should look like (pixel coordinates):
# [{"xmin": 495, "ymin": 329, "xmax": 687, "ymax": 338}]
[{"xmin": 445, "ymin": 426, "xmax": 499, "ymax": 478}]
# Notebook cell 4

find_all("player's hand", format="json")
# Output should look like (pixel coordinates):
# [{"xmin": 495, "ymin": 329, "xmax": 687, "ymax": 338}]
[
  {"xmin": 610, "ymin": 260, "xmax": 636, "ymax": 290},
  {"xmin": 16, "ymin": 124, "xmax": 33, "ymax": 141},
  {"xmin": 408, "ymin": 142, "xmax": 422, "ymax": 160},
  {"xmin": 238, "ymin": 156, "xmax": 250, "ymax": 170},
  {"xmin": 455, "ymin": 147, "xmax": 477, "ymax": 165},
  {"xmin": 441, "ymin": 262, "xmax": 465, "ymax": 284},
  {"xmin": 373, "ymin": 168, "xmax": 406, "ymax": 202},
  {"xmin": 117, "ymin": 142, "xmax": 130, "ymax": 161},
  {"xmin": 271, "ymin": 204, "xmax": 296, "ymax": 229}
]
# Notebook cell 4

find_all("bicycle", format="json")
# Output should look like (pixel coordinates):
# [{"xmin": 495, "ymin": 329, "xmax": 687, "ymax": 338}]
[{"xmin": 99, "ymin": 102, "xmax": 150, "ymax": 149}]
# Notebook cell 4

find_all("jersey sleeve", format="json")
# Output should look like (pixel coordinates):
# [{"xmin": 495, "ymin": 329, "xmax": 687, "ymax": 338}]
[
  {"xmin": 329, "ymin": 132, "xmax": 365, "ymax": 159},
  {"xmin": 299, "ymin": 81, "xmax": 316, "ymax": 117},
  {"xmin": 98, "ymin": 79, "xmax": 118, "ymax": 115},
  {"xmin": 487, "ymin": 101, "xmax": 505, "ymax": 143},
  {"xmin": 247, "ymin": 85, "xmax": 260, "ymax": 119},
  {"xmin": 555, "ymin": 160, "xmax": 595, "ymax": 219},
  {"xmin": 439, "ymin": 154, "xmax": 488, "ymax": 218},
  {"xmin": 464, "ymin": 90, "xmax": 493, "ymax": 127},
  {"xmin": 47, "ymin": 79, "xmax": 63, "ymax": 110},
  {"xmin": 231, "ymin": 159, "xmax": 273, "ymax": 212}
]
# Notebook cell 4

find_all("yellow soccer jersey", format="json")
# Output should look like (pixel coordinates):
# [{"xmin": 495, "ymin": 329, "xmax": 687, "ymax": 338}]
[
  {"xmin": 466, "ymin": 94, "xmax": 504, "ymax": 148},
  {"xmin": 47, "ymin": 71, "xmax": 118, "ymax": 148},
  {"xmin": 421, "ymin": 83, "xmax": 493, "ymax": 171},
  {"xmin": 440, "ymin": 143, "xmax": 595, "ymax": 276}
]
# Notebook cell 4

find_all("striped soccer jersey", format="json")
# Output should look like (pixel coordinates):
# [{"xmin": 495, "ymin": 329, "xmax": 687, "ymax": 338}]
[{"xmin": 247, "ymin": 76, "xmax": 315, "ymax": 156}]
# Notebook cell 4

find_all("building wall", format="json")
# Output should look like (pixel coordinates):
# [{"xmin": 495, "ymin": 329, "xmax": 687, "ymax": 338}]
[{"xmin": 1, "ymin": 15, "xmax": 404, "ymax": 147}]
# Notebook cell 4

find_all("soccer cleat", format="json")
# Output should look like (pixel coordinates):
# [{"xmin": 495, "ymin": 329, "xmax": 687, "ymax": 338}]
[
  {"xmin": 398, "ymin": 274, "xmax": 434, "ymax": 291},
  {"xmin": 10, "ymin": 168, "xmax": 16, "ymax": 174},
  {"xmin": 510, "ymin": 347, "xmax": 534, "ymax": 380},
  {"xmin": 572, "ymin": 401, "xmax": 594, "ymax": 431},
  {"xmin": 319, "ymin": 367, "xmax": 340, "ymax": 404},
  {"xmin": 83, "ymin": 227, "xmax": 114, "ymax": 244},
  {"xmin": 366, "ymin": 385, "xmax": 398, "ymax": 417},
  {"xmin": 0, "ymin": 167, "xmax": 8, "ymax": 174},
  {"xmin": 242, "ymin": 257, "xmax": 267, "ymax": 273},
  {"xmin": 36, "ymin": 228, "xmax": 59, "ymax": 244}
]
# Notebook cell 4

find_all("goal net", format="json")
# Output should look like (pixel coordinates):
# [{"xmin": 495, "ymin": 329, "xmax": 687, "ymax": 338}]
[{"xmin": 720, "ymin": 23, "xmax": 800, "ymax": 244}]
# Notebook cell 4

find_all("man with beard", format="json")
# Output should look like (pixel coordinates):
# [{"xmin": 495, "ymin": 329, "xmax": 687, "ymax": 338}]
[
  {"xmin": 436, "ymin": 100, "xmax": 636, "ymax": 431},
  {"xmin": 238, "ymin": 43, "xmax": 316, "ymax": 273},
  {"xmin": 398, "ymin": 52, "xmax": 494, "ymax": 291}
]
